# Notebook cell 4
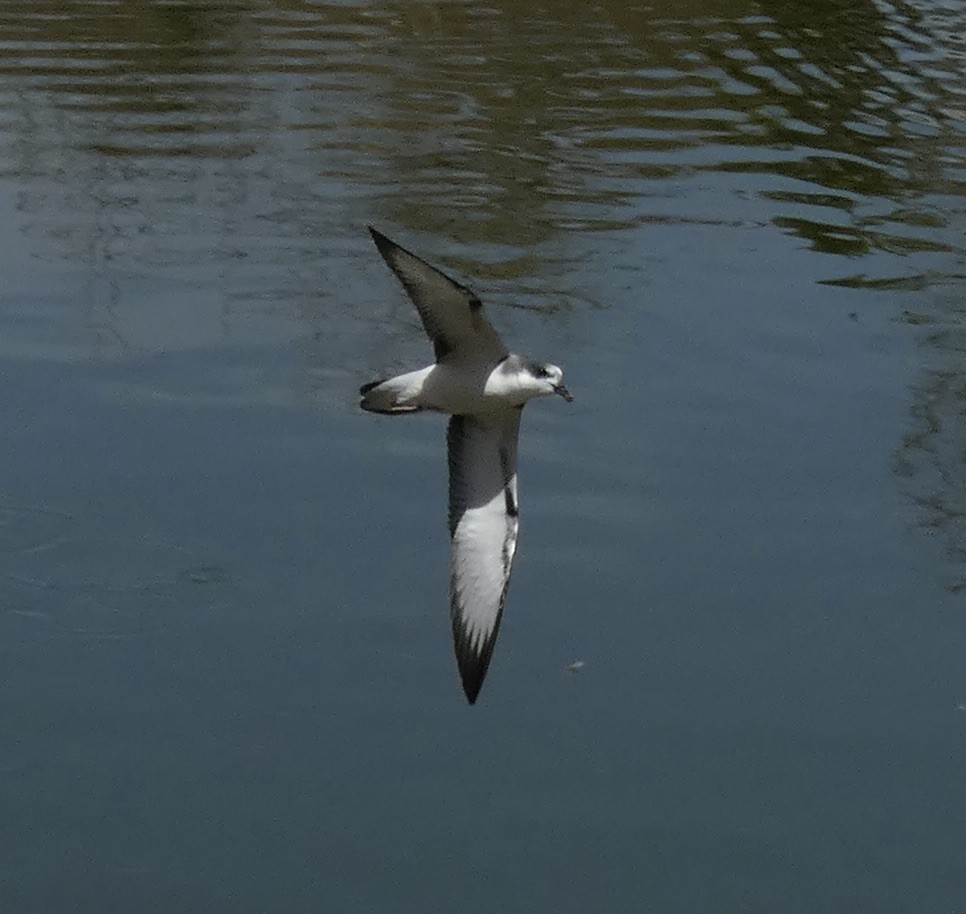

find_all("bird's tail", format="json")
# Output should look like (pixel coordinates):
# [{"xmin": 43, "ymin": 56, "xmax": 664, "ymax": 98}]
[{"xmin": 359, "ymin": 378, "xmax": 423, "ymax": 414}]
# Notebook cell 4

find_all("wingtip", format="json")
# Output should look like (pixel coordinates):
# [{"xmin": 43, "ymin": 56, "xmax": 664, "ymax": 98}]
[
  {"xmin": 367, "ymin": 225, "xmax": 390, "ymax": 248},
  {"xmin": 368, "ymin": 226, "xmax": 404, "ymax": 267},
  {"xmin": 461, "ymin": 675, "xmax": 483, "ymax": 705},
  {"xmin": 453, "ymin": 633, "xmax": 495, "ymax": 706}
]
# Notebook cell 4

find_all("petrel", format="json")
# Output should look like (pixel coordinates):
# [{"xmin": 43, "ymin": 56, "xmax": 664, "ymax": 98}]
[{"xmin": 360, "ymin": 227, "xmax": 573, "ymax": 704}]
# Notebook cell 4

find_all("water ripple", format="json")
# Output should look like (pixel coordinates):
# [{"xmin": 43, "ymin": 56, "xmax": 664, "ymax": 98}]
[{"xmin": 0, "ymin": 0, "xmax": 961, "ymax": 340}]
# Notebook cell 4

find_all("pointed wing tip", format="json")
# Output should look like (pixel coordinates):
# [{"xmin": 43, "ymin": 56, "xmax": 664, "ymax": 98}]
[
  {"xmin": 453, "ymin": 629, "xmax": 497, "ymax": 706},
  {"xmin": 368, "ymin": 226, "xmax": 410, "ymax": 272},
  {"xmin": 459, "ymin": 666, "xmax": 484, "ymax": 705},
  {"xmin": 367, "ymin": 225, "xmax": 392, "ymax": 250}
]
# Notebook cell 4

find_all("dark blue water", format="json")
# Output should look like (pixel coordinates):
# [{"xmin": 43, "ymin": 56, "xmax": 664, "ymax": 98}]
[{"xmin": 1, "ymin": 1, "xmax": 964, "ymax": 910}]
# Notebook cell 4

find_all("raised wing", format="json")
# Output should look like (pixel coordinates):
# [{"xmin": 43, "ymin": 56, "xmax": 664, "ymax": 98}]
[
  {"xmin": 447, "ymin": 410, "xmax": 521, "ymax": 704},
  {"xmin": 368, "ymin": 227, "xmax": 507, "ymax": 363}
]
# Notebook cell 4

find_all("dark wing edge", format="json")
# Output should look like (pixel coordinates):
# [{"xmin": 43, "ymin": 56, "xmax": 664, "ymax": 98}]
[
  {"xmin": 368, "ymin": 226, "xmax": 482, "ymax": 308},
  {"xmin": 451, "ymin": 608, "xmax": 506, "ymax": 705},
  {"xmin": 367, "ymin": 227, "xmax": 506, "ymax": 362},
  {"xmin": 447, "ymin": 411, "xmax": 522, "ymax": 705}
]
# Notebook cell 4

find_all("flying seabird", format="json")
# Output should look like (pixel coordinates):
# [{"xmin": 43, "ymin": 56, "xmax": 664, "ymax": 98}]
[{"xmin": 360, "ymin": 227, "xmax": 573, "ymax": 704}]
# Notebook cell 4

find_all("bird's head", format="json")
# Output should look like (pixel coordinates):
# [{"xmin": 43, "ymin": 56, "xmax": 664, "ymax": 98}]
[
  {"xmin": 492, "ymin": 355, "xmax": 574, "ymax": 405},
  {"xmin": 507, "ymin": 358, "xmax": 573, "ymax": 403},
  {"xmin": 534, "ymin": 362, "xmax": 574, "ymax": 402}
]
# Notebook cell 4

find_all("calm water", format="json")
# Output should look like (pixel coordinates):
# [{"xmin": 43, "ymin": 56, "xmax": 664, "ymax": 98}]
[{"xmin": 1, "ymin": 0, "xmax": 964, "ymax": 910}]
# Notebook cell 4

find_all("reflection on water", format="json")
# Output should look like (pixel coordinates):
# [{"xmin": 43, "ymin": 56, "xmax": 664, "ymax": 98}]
[
  {"xmin": 2, "ymin": 0, "xmax": 960, "ymax": 545},
  {"xmin": 1, "ymin": 0, "xmax": 961, "ymax": 272},
  {"xmin": 896, "ymin": 290, "xmax": 966, "ymax": 593},
  {"xmin": 1, "ymin": 0, "xmax": 965, "ymax": 909}
]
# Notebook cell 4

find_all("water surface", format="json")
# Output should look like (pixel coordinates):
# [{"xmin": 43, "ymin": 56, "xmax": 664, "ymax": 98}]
[{"xmin": 1, "ymin": 1, "xmax": 964, "ymax": 911}]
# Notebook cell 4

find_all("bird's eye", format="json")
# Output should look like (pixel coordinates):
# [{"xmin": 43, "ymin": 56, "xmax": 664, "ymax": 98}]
[{"xmin": 535, "ymin": 367, "xmax": 550, "ymax": 379}]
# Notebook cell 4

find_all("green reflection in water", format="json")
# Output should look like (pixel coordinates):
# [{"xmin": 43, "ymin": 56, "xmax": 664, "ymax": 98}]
[
  {"xmin": 0, "ymin": 0, "xmax": 960, "ymax": 267},
  {"xmin": 0, "ymin": 0, "xmax": 963, "ymax": 583}
]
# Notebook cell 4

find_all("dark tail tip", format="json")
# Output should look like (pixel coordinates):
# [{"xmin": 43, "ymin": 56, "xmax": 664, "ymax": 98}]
[{"xmin": 359, "ymin": 378, "xmax": 385, "ymax": 395}]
